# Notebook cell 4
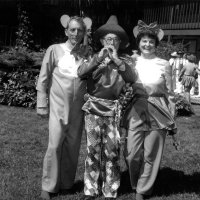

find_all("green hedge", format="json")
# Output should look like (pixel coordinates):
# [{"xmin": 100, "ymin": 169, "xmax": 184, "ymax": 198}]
[
  {"xmin": 0, "ymin": 47, "xmax": 44, "ymax": 108},
  {"xmin": 156, "ymin": 41, "xmax": 184, "ymax": 60},
  {"xmin": 0, "ymin": 68, "xmax": 38, "ymax": 108},
  {"xmin": 0, "ymin": 47, "xmax": 44, "ymax": 71}
]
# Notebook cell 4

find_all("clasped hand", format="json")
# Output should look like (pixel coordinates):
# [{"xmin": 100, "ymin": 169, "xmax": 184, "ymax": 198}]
[{"xmin": 98, "ymin": 45, "xmax": 119, "ymax": 63}]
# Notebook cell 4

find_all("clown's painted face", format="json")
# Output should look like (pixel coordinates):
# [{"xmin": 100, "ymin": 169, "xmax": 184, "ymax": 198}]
[
  {"xmin": 65, "ymin": 19, "xmax": 85, "ymax": 46},
  {"xmin": 139, "ymin": 35, "xmax": 156, "ymax": 56}
]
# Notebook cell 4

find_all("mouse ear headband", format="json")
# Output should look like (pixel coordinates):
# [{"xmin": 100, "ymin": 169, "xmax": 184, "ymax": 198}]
[
  {"xmin": 133, "ymin": 20, "xmax": 164, "ymax": 41},
  {"xmin": 60, "ymin": 14, "xmax": 92, "ymax": 31}
]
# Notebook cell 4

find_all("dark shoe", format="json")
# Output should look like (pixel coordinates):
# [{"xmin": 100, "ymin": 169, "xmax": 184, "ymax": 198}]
[
  {"xmin": 136, "ymin": 193, "xmax": 145, "ymax": 200},
  {"xmin": 81, "ymin": 195, "xmax": 96, "ymax": 200},
  {"xmin": 60, "ymin": 188, "xmax": 75, "ymax": 195},
  {"xmin": 40, "ymin": 190, "xmax": 50, "ymax": 200}
]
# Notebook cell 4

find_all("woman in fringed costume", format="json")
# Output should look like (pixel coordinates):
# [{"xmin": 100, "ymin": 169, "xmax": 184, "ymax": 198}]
[{"xmin": 121, "ymin": 20, "xmax": 177, "ymax": 200}]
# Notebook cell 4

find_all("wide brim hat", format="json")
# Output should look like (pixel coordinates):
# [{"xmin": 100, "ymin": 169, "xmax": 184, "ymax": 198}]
[
  {"xmin": 94, "ymin": 15, "xmax": 129, "ymax": 49},
  {"xmin": 171, "ymin": 51, "xmax": 178, "ymax": 57},
  {"xmin": 133, "ymin": 20, "xmax": 164, "ymax": 41},
  {"xmin": 177, "ymin": 50, "xmax": 184, "ymax": 55}
]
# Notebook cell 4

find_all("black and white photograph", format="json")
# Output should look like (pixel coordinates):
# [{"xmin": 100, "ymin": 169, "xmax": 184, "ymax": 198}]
[{"xmin": 0, "ymin": 0, "xmax": 200, "ymax": 199}]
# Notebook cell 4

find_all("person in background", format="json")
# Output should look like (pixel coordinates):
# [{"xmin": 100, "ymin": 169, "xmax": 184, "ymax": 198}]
[
  {"xmin": 121, "ymin": 20, "xmax": 177, "ymax": 200},
  {"xmin": 36, "ymin": 16, "xmax": 90, "ymax": 200},
  {"xmin": 197, "ymin": 59, "xmax": 200, "ymax": 96},
  {"xmin": 169, "ymin": 51, "xmax": 185, "ymax": 93},
  {"xmin": 78, "ymin": 15, "xmax": 136, "ymax": 200},
  {"xmin": 189, "ymin": 54, "xmax": 199, "ymax": 96},
  {"xmin": 169, "ymin": 51, "xmax": 179, "ymax": 91},
  {"xmin": 179, "ymin": 54, "xmax": 198, "ymax": 103}
]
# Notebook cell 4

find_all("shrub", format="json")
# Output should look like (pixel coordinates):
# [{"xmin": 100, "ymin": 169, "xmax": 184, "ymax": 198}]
[
  {"xmin": 0, "ymin": 68, "xmax": 38, "ymax": 108},
  {"xmin": 156, "ymin": 41, "xmax": 184, "ymax": 60},
  {"xmin": 0, "ymin": 47, "xmax": 44, "ymax": 71},
  {"xmin": 0, "ymin": 46, "xmax": 45, "ymax": 109},
  {"xmin": 0, "ymin": 47, "xmax": 33, "ymax": 69},
  {"xmin": 175, "ymin": 94, "xmax": 194, "ymax": 116}
]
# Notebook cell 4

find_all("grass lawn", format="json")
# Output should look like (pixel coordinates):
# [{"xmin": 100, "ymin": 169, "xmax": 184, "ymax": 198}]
[{"xmin": 0, "ymin": 104, "xmax": 200, "ymax": 200}]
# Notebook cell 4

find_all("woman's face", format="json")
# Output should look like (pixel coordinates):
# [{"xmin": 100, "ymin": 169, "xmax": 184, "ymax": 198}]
[
  {"xmin": 65, "ymin": 19, "xmax": 85, "ymax": 46},
  {"xmin": 139, "ymin": 35, "xmax": 156, "ymax": 56}
]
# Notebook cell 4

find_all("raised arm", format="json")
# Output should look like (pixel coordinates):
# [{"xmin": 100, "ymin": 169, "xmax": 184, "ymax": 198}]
[{"xmin": 77, "ymin": 54, "xmax": 100, "ymax": 79}]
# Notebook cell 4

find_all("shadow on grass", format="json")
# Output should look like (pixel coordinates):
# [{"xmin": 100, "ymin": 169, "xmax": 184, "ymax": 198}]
[
  {"xmin": 60, "ymin": 180, "xmax": 84, "ymax": 195},
  {"xmin": 118, "ymin": 167, "xmax": 200, "ymax": 197},
  {"xmin": 50, "ymin": 167, "xmax": 200, "ymax": 198},
  {"xmin": 153, "ymin": 167, "xmax": 200, "ymax": 196},
  {"xmin": 50, "ymin": 180, "xmax": 84, "ymax": 199},
  {"xmin": 118, "ymin": 170, "xmax": 132, "ymax": 195}
]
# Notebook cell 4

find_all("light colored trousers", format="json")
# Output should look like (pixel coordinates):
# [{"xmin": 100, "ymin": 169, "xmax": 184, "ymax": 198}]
[
  {"xmin": 42, "ymin": 92, "xmax": 84, "ymax": 193},
  {"xmin": 126, "ymin": 129, "xmax": 166, "ymax": 195}
]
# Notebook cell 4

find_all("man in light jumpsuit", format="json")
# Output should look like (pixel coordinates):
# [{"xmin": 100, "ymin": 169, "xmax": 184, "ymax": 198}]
[{"xmin": 37, "ymin": 16, "xmax": 89, "ymax": 200}]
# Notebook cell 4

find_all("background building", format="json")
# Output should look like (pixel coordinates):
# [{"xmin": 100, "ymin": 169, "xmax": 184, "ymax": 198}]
[
  {"xmin": 0, "ymin": 0, "xmax": 199, "ymax": 57},
  {"xmin": 142, "ymin": 0, "xmax": 200, "ymax": 58}
]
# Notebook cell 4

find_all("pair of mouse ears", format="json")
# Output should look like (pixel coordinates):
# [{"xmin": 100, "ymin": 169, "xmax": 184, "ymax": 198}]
[
  {"xmin": 60, "ymin": 15, "xmax": 92, "ymax": 30},
  {"xmin": 133, "ymin": 20, "xmax": 164, "ymax": 41}
]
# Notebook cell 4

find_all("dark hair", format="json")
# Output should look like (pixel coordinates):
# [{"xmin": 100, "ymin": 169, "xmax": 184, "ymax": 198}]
[
  {"xmin": 186, "ymin": 54, "xmax": 197, "ymax": 64},
  {"xmin": 136, "ymin": 32, "xmax": 159, "ymax": 47}
]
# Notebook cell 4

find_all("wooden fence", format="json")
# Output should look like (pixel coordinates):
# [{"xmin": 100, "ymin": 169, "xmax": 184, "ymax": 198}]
[{"xmin": 143, "ymin": 1, "xmax": 200, "ymax": 29}]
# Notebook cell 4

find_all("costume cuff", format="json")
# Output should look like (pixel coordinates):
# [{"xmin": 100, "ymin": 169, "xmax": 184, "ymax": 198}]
[
  {"xmin": 37, "ymin": 91, "xmax": 48, "ymax": 108},
  {"xmin": 118, "ymin": 62, "xmax": 125, "ymax": 71}
]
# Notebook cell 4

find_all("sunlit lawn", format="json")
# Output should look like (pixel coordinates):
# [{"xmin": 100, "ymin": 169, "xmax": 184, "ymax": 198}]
[{"xmin": 0, "ymin": 104, "xmax": 200, "ymax": 200}]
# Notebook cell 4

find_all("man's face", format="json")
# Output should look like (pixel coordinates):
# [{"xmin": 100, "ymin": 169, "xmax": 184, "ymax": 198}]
[
  {"xmin": 100, "ymin": 33, "xmax": 121, "ymax": 51},
  {"xmin": 65, "ymin": 19, "xmax": 85, "ymax": 46}
]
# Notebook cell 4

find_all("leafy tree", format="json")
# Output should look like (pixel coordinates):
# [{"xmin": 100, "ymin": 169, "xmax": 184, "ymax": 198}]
[{"xmin": 15, "ymin": 3, "xmax": 34, "ymax": 49}]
